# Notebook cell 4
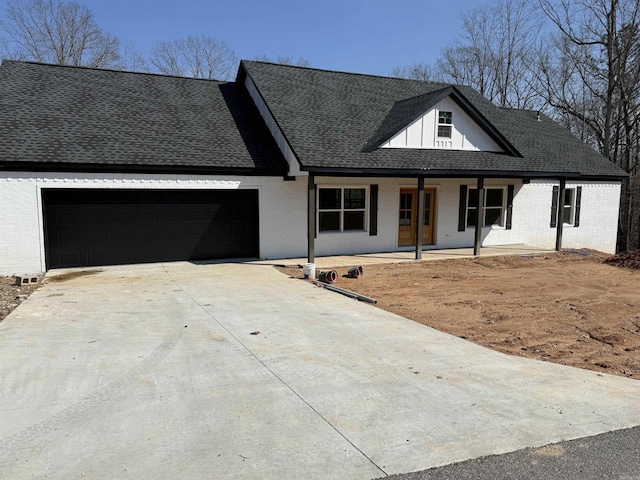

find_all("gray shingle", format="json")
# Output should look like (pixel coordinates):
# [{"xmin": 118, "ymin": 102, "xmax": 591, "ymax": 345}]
[
  {"xmin": 0, "ymin": 61, "xmax": 288, "ymax": 174},
  {"xmin": 242, "ymin": 61, "xmax": 626, "ymax": 179}
]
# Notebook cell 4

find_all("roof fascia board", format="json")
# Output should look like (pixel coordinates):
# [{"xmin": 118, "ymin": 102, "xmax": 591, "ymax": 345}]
[
  {"xmin": 446, "ymin": 87, "xmax": 521, "ymax": 157},
  {"xmin": 0, "ymin": 162, "xmax": 287, "ymax": 177},
  {"xmin": 303, "ymin": 166, "xmax": 585, "ymax": 179}
]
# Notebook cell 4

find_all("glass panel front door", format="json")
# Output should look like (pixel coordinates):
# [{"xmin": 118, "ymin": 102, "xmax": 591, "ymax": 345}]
[{"xmin": 398, "ymin": 188, "xmax": 436, "ymax": 246}]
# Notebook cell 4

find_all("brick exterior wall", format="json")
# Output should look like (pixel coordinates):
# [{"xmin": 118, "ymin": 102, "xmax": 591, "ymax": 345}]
[
  {"xmin": 0, "ymin": 172, "xmax": 621, "ymax": 275},
  {"xmin": 0, "ymin": 172, "xmax": 307, "ymax": 275}
]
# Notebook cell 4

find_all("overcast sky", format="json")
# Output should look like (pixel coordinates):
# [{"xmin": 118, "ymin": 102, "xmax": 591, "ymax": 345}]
[{"xmin": 79, "ymin": 0, "xmax": 487, "ymax": 75}]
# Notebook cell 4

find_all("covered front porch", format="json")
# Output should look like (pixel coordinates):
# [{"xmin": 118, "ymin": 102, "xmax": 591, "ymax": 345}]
[
  {"xmin": 263, "ymin": 244, "xmax": 554, "ymax": 269},
  {"xmin": 305, "ymin": 174, "xmax": 573, "ymax": 265}
]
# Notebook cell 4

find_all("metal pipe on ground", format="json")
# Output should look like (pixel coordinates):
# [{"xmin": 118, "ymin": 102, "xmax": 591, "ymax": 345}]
[{"xmin": 313, "ymin": 281, "xmax": 377, "ymax": 304}]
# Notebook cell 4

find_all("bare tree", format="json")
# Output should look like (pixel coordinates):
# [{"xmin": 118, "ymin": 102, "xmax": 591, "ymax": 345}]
[
  {"xmin": 0, "ymin": 36, "xmax": 10, "ymax": 59},
  {"xmin": 116, "ymin": 40, "xmax": 148, "ymax": 72},
  {"xmin": 0, "ymin": 0, "xmax": 120, "ymax": 67},
  {"xmin": 252, "ymin": 54, "xmax": 311, "ymax": 67},
  {"xmin": 436, "ymin": 0, "xmax": 545, "ymax": 109},
  {"xmin": 149, "ymin": 35, "xmax": 237, "ymax": 80},
  {"xmin": 437, "ymin": 4, "xmax": 496, "ymax": 97},
  {"xmin": 538, "ymin": 0, "xmax": 640, "ymax": 250},
  {"xmin": 390, "ymin": 63, "xmax": 437, "ymax": 81}
]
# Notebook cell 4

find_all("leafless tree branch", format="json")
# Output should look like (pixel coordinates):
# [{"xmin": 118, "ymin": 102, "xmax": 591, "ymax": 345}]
[
  {"xmin": 0, "ymin": 0, "xmax": 120, "ymax": 68},
  {"xmin": 149, "ymin": 35, "xmax": 237, "ymax": 80}
]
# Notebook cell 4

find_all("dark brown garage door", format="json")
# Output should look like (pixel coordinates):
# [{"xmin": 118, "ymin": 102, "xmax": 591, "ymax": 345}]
[{"xmin": 43, "ymin": 189, "xmax": 259, "ymax": 269}]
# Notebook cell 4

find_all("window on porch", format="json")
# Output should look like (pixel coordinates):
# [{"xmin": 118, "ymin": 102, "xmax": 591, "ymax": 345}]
[
  {"xmin": 467, "ymin": 188, "xmax": 505, "ymax": 227},
  {"xmin": 318, "ymin": 187, "xmax": 366, "ymax": 232}
]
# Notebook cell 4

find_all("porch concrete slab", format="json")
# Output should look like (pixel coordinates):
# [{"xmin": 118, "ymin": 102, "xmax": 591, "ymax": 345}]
[
  {"xmin": 256, "ymin": 244, "xmax": 555, "ymax": 269},
  {"xmin": 1, "ymin": 261, "xmax": 639, "ymax": 479}
]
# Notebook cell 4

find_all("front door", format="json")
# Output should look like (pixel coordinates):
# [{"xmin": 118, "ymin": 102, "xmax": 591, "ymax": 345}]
[{"xmin": 398, "ymin": 188, "xmax": 436, "ymax": 246}]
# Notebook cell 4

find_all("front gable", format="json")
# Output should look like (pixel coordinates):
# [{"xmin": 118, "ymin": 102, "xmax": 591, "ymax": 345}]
[
  {"xmin": 381, "ymin": 96, "xmax": 504, "ymax": 152},
  {"xmin": 366, "ymin": 86, "xmax": 519, "ymax": 156}
]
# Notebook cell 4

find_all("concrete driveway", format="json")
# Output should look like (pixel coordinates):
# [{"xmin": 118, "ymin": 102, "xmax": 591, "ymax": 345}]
[{"xmin": 1, "ymin": 262, "xmax": 639, "ymax": 479}]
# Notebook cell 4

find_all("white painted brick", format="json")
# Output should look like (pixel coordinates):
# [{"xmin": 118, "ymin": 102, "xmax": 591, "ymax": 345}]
[
  {"xmin": 0, "ymin": 171, "xmax": 308, "ymax": 275},
  {"xmin": 0, "ymin": 172, "xmax": 621, "ymax": 275},
  {"xmin": 517, "ymin": 181, "xmax": 620, "ymax": 254}
]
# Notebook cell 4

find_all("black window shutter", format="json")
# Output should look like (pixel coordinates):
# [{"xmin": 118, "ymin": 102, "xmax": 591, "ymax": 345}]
[
  {"xmin": 550, "ymin": 186, "xmax": 559, "ymax": 228},
  {"xmin": 574, "ymin": 186, "xmax": 582, "ymax": 227},
  {"xmin": 505, "ymin": 184, "xmax": 514, "ymax": 230},
  {"xmin": 369, "ymin": 184, "xmax": 378, "ymax": 236},
  {"xmin": 458, "ymin": 185, "xmax": 467, "ymax": 231}
]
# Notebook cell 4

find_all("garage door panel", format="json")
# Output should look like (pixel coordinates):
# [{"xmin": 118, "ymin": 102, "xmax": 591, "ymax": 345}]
[
  {"xmin": 57, "ymin": 229, "xmax": 80, "ymax": 246},
  {"xmin": 116, "ymin": 207, "xmax": 135, "ymax": 223},
  {"xmin": 43, "ymin": 189, "xmax": 258, "ymax": 269},
  {"xmin": 160, "ymin": 207, "xmax": 182, "ymax": 222},
  {"xmin": 85, "ymin": 228, "xmax": 108, "ymax": 245},
  {"xmin": 84, "ymin": 207, "xmax": 107, "ymax": 223},
  {"xmin": 137, "ymin": 207, "xmax": 158, "ymax": 223},
  {"xmin": 56, "ymin": 209, "xmax": 79, "ymax": 225},
  {"xmin": 59, "ymin": 251, "xmax": 82, "ymax": 266},
  {"xmin": 86, "ymin": 249, "xmax": 108, "ymax": 265},
  {"xmin": 112, "ymin": 247, "xmax": 135, "ymax": 265},
  {"xmin": 111, "ymin": 227, "xmax": 133, "ymax": 245},
  {"xmin": 134, "ymin": 223, "xmax": 159, "ymax": 243}
]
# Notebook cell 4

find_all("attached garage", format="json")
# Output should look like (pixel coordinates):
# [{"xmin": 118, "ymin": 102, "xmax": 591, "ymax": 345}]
[{"xmin": 43, "ymin": 189, "xmax": 259, "ymax": 269}]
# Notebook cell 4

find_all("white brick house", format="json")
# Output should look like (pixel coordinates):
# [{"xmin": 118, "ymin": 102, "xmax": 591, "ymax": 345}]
[{"xmin": 0, "ymin": 60, "xmax": 626, "ymax": 275}]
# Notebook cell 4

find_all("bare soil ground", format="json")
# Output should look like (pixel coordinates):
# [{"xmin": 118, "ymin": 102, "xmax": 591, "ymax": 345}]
[
  {"xmin": 0, "ymin": 277, "xmax": 39, "ymax": 323},
  {"xmin": 277, "ymin": 250, "xmax": 640, "ymax": 379}
]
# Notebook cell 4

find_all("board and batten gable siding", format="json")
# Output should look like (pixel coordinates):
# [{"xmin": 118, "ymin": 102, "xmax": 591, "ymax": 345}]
[
  {"xmin": 381, "ymin": 97, "xmax": 504, "ymax": 151},
  {"xmin": 244, "ymin": 76, "xmax": 306, "ymax": 177},
  {"xmin": 0, "ymin": 172, "xmax": 307, "ymax": 275}
]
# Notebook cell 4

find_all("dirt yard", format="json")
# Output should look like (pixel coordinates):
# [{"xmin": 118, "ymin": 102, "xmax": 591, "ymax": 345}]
[
  {"xmin": 0, "ymin": 276, "xmax": 39, "ymax": 323},
  {"xmin": 278, "ymin": 250, "xmax": 640, "ymax": 380}
]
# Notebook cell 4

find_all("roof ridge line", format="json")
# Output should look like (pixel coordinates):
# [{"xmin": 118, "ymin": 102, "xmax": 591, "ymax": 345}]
[
  {"xmin": 241, "ymin": 59, "xmax": 453, "ymax": 87},
  {"xmin": 0, "ymin": 59, "xmax": 226, "ymax": 83}
]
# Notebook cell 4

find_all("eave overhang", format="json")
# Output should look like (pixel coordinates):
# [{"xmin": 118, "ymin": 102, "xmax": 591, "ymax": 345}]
[
  {"xmin": 302, "ymin": 165, "xmax": 627, "ymax": 181},
  {"xmin": 0, "ymin": 162, "xmax": 289, "ymax": 177}
]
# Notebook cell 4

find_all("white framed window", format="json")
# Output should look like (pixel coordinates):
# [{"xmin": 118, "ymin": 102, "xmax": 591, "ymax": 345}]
[
  {"xmin": 467, "ymin": 187, "xmax": 505, "ymax": 227},
  {"xmin": 437, "ymin": 111, "xmax": 452, "ymax": 138},
  {"xmin": 550, "ymin": 185, "xmax": 582, "ymax": 228},
  {"xmin": 563, "ymin": 188, "xmax": 575, "ymax": 225},
  {"xmin": 318, "ymin": 187, "xmax": 367, "ymax": 232}
]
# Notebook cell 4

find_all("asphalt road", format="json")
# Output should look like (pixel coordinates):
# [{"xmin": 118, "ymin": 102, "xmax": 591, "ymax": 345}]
[{"xmin": 385, "ymin": 426, "xmax": 640, "ymax": 480}]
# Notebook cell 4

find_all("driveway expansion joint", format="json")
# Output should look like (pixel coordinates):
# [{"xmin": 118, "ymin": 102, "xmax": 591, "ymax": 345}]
[{"xmin": 161, "ymin": 264, "xmax": 388, "ymax": 477}]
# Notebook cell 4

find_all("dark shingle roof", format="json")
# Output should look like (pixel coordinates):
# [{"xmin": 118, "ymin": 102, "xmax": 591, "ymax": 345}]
[
  {"xmin": 0, "ymin": 60, "xmax": 287, "ymax": 174},
  {"xmin": 241, "ymin": 61, "xmax": 626, "ymax": 179}
]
